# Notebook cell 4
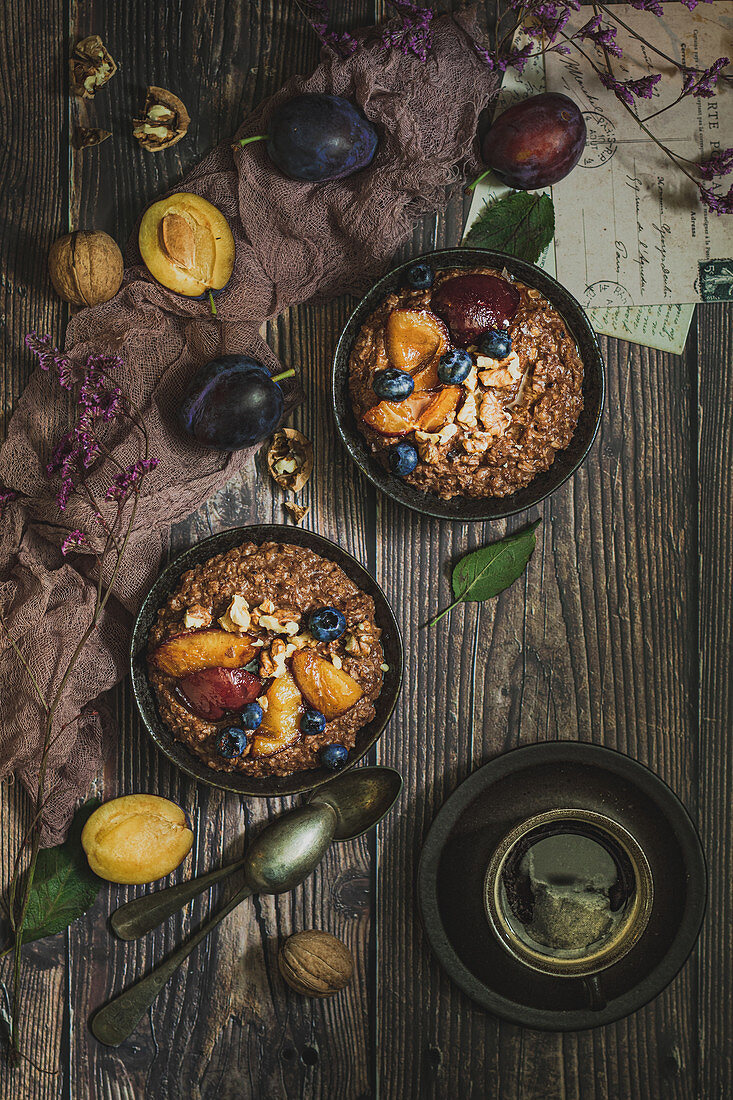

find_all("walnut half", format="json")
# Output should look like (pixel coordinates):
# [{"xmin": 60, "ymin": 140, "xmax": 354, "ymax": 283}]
[
  {"xmin": 70, "ymin": 35, "xmax": 117, "ymax": 99},
  {"xmin": 133, "ymin": 87, "xmax": 190, "ymax": 152}
]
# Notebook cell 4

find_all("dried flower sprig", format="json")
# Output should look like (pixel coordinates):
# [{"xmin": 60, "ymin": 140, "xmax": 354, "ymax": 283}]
[
  {"xmin": 482, "ymin": 0, "xmax": 732, "ymax": 215},
  {"xmin": 0, "ymin": 335, "xmax": 158, "ymax": 1066},
  {"xmin": 297, "ymin": 0, "xmax": 435, "ymax": 62}
]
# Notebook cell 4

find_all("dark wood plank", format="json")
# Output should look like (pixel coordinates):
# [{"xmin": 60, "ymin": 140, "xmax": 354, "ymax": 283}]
[{"xmin": 697, "ymin": 301, "xmax": 733, "ymax": 1097}]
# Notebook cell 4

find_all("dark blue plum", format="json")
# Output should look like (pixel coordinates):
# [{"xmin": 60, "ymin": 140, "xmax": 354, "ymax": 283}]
[
  {"xmin": 216, "ymin": 726, "xmax": 248, "ymax": 759},
  {"xmin": 266, "ymin": 94, "xmax": 378, "ymax": 182},
  {"xmin": 438, "ymin": 349, "xmax": 472, "ymax": 385},
  {"xmin": 320, "ymin": 743, "xmax": 349, "ymax": 770},
  {"xmin": 301, "ymin": 708, "xmax": 327, "ymax": 736},
  {"xmin": 240, "ymin": 702, "xmax": 263, "ymax": 730},
  {"xmin": 479, "ymin": 328, "xmax": 512, "ymax": 359},
  {"xmin": 309, "ymin": 607, "xmax": 347, "ymax": 642},
  {"xmin": 406, "ymin": 263, "xmax": 434, "ymax": 290},
  {"xmin": 388, "ymin": 442, "xmax": 419, "ymax": 477},
  {"xmin": 179, "ymin": 355, "xmax": 285, "ymax": 451},
  {"xmin": 372, "ymin": 368, "xmax": 414, "ymax": 401}
]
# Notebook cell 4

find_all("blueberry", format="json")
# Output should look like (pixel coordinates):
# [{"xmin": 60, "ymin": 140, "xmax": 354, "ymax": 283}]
[
  {"xmin": 479, "ymin": 328, "xmax": 512, "ymax": 359},
  {"xmin": 438, "ymin": 348, "xmax": 472, "ymax": 384},
  {"xmin": 372, "ymin": 367, "xmax": 415, "ymax": 401},
  {"xmin": 301, "ymin": 707, "xmax": 327, "ymax": 736},
  {"xmin": 309, "ymin": 606, "xmax": 347, "ymax": 642},
  {"xmin": 388, "ymin": 441, "xmax": 419, "ymax": 477},
  {"xmin": 320, "ymin": 743, "xmax": 349, "ymax": 770},
  {"xmin": 240, "ymin": 702, "xmax": 263, "ymax": 730},
  {"xmin": 216, "ymin": 725, "xmax": 248, "ymax": 759},
  {"xmin": 406, "ymin": 262, "xmax": 434, "ymax": 290}
]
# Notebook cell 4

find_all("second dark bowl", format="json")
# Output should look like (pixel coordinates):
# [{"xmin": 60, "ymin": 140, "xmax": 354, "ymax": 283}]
[
  {"xmin": 130, "ymin": 525, "xmax": 403, "ymax": 798},
  {"xmin": 332, "ymin": 248, "xmax": 605, "ymax": 521}
]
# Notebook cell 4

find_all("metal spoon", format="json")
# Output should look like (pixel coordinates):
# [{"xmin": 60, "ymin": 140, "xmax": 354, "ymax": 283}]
[
  {"xmin": 110, "ymin": 766, "xmax": 402, "ymax": 941},
  {"xmin": 91, "ymin": 802, "xmax": 337, "ymax": 1047}
]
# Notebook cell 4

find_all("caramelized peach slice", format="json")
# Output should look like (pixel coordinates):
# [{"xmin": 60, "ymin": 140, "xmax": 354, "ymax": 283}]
[
  {"xmin": 362, "ymin": 393, "xmax": 431, "ymax": 436},
  {"xmin": 291, "ymin": 650, "xmax": 364, "ymax": 721},
  {"xmin": 149, "ymin": 629, "xmax": 255, "ymax": 678},
  {"xmin": 253, "ymin": 672, "xmax": 302, "ymax": 757},
  {"xmin": 411, "ymin": 357, "xmax": 440, "ymax": 391},
  {"xmin": 385, "ymin": 308, "xmax": 449, "ymax": 371},
  {"xmin": 417, "ymin": 386, "xmax": 463, "ymax": 433}
]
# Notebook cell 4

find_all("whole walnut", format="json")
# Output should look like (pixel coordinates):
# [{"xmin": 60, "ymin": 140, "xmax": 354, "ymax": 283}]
[
  {"xmin": 278, "ymin": 930, "xmax": 354, "ymax": 997},
  {"xmin": 48, "ymin": 230, "xmax": 124, "ymax": 307}
]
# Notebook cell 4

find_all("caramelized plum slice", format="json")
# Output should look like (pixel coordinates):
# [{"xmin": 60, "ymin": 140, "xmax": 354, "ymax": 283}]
[
  {"xmin": 362, "ymin": 393, "xmax": 431, "ymax": 436},
  {"xmin": 411, "ymin": 358, "xmax": 440, "ymax": 391},
  {"xmin": 253, "ymin": 672, "xmax": 302, "ymax": 757},
  {"xmin": 431, "ymin": 275, "xmax": 519, "ymax": 347},
  {"xmin": 385, "ymin": 308, "xmax": 449, "ymax": 371},
  {"xmin": 149, "ymin": 629, "xmax": 256, "ymax": 678},
  {"xmin": 177, "ymin": 667, "xmax": 262, "ymax": 721},
  {"xmin": 291, "ymin": 650, "xmax": 364, "ymax": 720},
  {"xmin": 417, "ymin": 386, "xmax": 462, "ymax": 433}
]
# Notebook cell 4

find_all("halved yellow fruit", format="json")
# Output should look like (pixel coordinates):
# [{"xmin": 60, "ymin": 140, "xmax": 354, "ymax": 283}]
[{"xmin": 138, "ymin": 192, "xmax": 235, "ymax": 297}]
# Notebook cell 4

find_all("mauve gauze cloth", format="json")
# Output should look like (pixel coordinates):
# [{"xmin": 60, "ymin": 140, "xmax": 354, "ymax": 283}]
[{"xmin": 0, "ymin": 10, "xmax": 497, "ymax": 844}]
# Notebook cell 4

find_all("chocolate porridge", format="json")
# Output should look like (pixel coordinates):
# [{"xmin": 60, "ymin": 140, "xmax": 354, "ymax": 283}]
[
  {"xmin": 349, "ymin": 266, "xmax": 584, "ymax": 499},
  {"xmin": 147, "ymin": 541, "xmax": 385, "ymax": 776}
]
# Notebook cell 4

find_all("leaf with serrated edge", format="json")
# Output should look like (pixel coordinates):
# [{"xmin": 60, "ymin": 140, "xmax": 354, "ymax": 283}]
[
  {"xmin": 15, "ymin": 800, "xmax": 102, "ymax": 947},
  {"xmin": 428, "ymin": 520, "xmax": 540, "ymax": 626},
  {"xmin": 463, "ymin": 191, "xmax": 555, "ymax": 265}
]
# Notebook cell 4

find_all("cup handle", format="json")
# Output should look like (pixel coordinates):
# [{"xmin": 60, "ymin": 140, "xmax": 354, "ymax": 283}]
[{"xmin": 583, "ymin": 975, "xmax": 607, "ymax": 1011}]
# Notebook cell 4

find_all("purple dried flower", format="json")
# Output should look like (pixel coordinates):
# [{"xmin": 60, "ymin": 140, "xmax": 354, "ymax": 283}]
[
  {"xmin": 0, "ymin": 486, "xmax": 17, "ymax": 518},
  {"xmin": 700, "ymin": 184, "xmax": 733, "ymax": 215},
  {"xmin": 105, "ymin": 457, "xmax": 159, "ymax": 502},
  {"xmin": 628, "ymin": 0, "xmax": 663, "ymax": 14},
  {"xmin": 574, "ymin": 15, "xmax": 622, "ymax": 58},
  {"xmin": 681, "ymin": 57, "xmax": 730, "ymax": 98},
  {"xmin": 697, "ymin": 148, "xmax": 733, "ymax": 180},
  {"xmin": 297, "ymin": 1, "xmax": 358, "ymax": 58},
  {"xmin": 599, "ymin": 71, "xmax": 661, "ymax": 106},
  {"xmin": 25, "ymin": 334, "xmax": 75, "ymax": 388},
  {"xmin": 61, "ymin": 529, "xmax": 89, "ymax": 556},
  {"xmin": 56, "ymin": 478, "xmax": 74, "ymax": 512},
  {"xmin": 679, "ymin": 0, "xmax": 713, "ymax": 9},
  {"xmin": 381, "ymin": 0, "xmax": 434, "ymax": 62},
  {"xmin": 506, "ymin": 43, "xmax": 535, "ymax": 75}
]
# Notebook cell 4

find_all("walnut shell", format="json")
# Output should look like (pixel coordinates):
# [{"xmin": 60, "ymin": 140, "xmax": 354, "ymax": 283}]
[
  {"xmin": 278, "ymin": 930, "xmax": 354, "ymax": 997},
  {"xmin": 267, "ymin": 429, "xmax": 313, "ymax": 493},
  {"xmin": 133, "ymin": 86, "xmax": 190, "ymax": 151},
  {"xmin": 74, "ymin": 126, "xmax": 111, "ymax": 149},
  {"xmin": 70, "ymin": 35, "xmax": 117, "ymax": 99},
  {"xmin": 48, "ymin": 231, "xmax": 124, "ymax": 307}
]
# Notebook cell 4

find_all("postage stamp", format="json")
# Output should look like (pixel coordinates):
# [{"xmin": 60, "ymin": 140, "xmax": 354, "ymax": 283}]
[{"xmin": 698, "ymin": 260, "xmax": 733, "ymax": 303}]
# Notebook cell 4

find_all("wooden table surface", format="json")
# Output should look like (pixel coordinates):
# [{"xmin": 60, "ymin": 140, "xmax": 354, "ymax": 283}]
[{"xmin": 1, "ymin": 2, "xmax": 731, "ymax": 1098}]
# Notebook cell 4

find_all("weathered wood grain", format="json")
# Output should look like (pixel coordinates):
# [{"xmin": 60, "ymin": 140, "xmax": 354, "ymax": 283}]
[{"xmin": 0, "ymin": 0, "xmax": 731, "ymax": 1098}]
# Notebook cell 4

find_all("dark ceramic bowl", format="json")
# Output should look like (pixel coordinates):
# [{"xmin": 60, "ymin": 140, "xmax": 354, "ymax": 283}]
[
  {"xmin": 333, "ymin": 248, "xmax": 605, "ymax": 521},
  {"xmin": 417, "ymin": 742, "xmax": 707, "ymax": 1030},
  {"xmin": 130, "ymin": 525, "xmax": 403, "ymax": 797}
]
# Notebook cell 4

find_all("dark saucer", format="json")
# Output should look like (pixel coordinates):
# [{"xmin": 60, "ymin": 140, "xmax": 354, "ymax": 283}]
[
  {"xmin": 417, "ymin": 742, "xmax": 706, "ymax": 1030},
  {"xmin": 130, "ymin": 525, "xmax": 403, "ymax": 798}
]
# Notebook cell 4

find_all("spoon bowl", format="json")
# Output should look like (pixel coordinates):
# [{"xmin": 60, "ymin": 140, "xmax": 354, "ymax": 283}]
[
  {"xmin": 308, "ymin": 765, "xmax": 403, "ymax": 840},
  {"xmin": 244, "ymin": 803, "xmax": 337, "ymax": 893}
]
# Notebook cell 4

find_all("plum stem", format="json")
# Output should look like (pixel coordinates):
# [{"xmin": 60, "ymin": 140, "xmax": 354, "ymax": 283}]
[
  {"xmin": 237, "ymin": 134, "xmax": 268, "ymax": 147},
  {"xmin": 465, "ymin": 169, "xmax": 493, "ymax": 194},
  {"xmin": 271, "ymin": 368, "xmax": 296, "ymax": 384},
  {"xmin": 208, "ymin": 290, "xmax": 217, "ymax": 316}
]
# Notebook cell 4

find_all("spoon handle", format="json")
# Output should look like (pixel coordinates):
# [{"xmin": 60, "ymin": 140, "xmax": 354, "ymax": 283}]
[
  {"xmin": 92, "ymin": 882, "xmax": 253, "ymax": 1047},
  {"xmin": 110, "ymin": 860, "xmax": 242, "ymax": 940}
]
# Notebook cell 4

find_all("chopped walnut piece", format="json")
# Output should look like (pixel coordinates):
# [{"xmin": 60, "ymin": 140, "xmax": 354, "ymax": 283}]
[
  {"xmin": 133, "ymin": 86, "xmax": 190, "ymax": 151},
  {"xmin": 479, "ymin": 367, "xmax": 514, "ymax": 388},
  {"xmin": 479, "ymin": 391, "xmax": 511, "ymax": 437},
  {"xmin": 464, "ymin": 366, "xmax": 478, "ymax": 393},
  {"xmin": 461, "ymin": 432, "xmax": 493, "ymax": 454},
  {"xmin": 73, "ymin": 126, "xmax": 112, "ymax": 149},
  {"xmin": 343, "ymin": 623, "xmax": 373, "ymax": 657},
  {"xmin": 183, "ymin": 604, "xmax": 212, "ymax": 630},
  {"xmin": 218, "ymin": 594, "xmax": 251, "ymax": 633},
  {"xmin": 70, "ymin": 35, "xmax": 117, "ymax": 99},
  {"xmin": 285, "ymin": 502, "xmax": 310, "ymax": 525},
  {"xmin": 258, "ymin": 608, "xmax": 301, "ymax": 635},
  {"xmin": 456, "ymin": 391, "xmax": 478, "ymax": 430},
  {"xmin": 267, "ymin": 429, "xmax": 314, "ymax": 493},
  {"xmin": 414, "ymin": 430, "xmax": 443, "ymax": 465}
]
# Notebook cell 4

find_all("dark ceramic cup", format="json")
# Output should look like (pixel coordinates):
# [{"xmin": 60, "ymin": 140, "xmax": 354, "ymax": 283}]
[
  {"xmin": 332, "ymin": 248, "xmax": 605, "ymax": 521},
  {"xmin": 130, "ymin": 525, "xmax": 403, "ymax": 797}
]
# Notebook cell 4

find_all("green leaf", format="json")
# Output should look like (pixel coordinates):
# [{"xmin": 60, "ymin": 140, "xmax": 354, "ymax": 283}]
[
  {"xmin": 15, "ymin": 800, "xmax": 102, "ymax": 947},
  {"xmin": 428, "ymin": 520, "xmax": 540, "ymax": 626},
  {"xmin": 463, "ymin": 191, "xmax": 555, "ymax": 264}
]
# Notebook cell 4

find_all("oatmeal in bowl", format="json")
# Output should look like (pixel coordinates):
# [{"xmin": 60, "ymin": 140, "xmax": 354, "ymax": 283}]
[
  {"xmin": 132, "ymin": 527, "xmax": 403, "ymax": 796},
  {"xmin": 333, "ymin": 249, "xmax": 604, "ymax": 521}
]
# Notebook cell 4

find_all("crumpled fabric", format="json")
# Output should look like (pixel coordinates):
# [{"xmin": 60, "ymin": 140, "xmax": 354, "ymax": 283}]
[{"xmin": 0, "ymin": 8, "xmax": 498, "ymax": 844}]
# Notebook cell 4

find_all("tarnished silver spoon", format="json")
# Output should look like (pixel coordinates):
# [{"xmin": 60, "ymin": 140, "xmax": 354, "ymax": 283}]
[
  {"xmin": 92, "ymin": 767, "xmax": 402, "ymax": 1047},
  {"xmin": 110, "ymin": 766, "xmax": 402, "ymax": 941}
]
